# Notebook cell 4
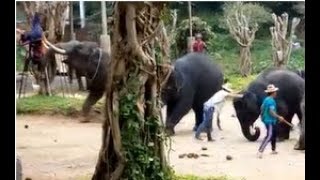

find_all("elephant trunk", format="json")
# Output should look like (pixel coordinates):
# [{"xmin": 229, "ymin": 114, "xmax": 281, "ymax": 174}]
[{"xmin": 241, "ymin": 123, "xmax": 260, "ymax": 141}]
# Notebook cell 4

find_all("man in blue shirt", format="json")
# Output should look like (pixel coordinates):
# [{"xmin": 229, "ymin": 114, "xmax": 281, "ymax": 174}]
[{"xmin": 257, "ymin": 84, "xmax": 285, "ymax": 159}]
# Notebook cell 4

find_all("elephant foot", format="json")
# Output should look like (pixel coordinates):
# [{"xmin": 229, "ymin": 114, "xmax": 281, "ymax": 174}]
[
  {"xmin": 294, "ymin": 142, "xmax": 305, "ymax": 150},
  {"xmin": 165, "ymin": 127, "xmax": 175, "ymax": 136},
  {"xmin": 276, "ymin": 136, "xmax": 289, "ymax": 142},
  {"xmin": 80, "ymin": 114, "xmax": 92, "ymax": 123}
]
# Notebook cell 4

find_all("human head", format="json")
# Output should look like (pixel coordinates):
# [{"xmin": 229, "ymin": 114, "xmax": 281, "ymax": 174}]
[
  {"xmin": 264, "ymin": 84, "xmax": 279, "ymax": 97},
  {"xmin": 195, "ymin": 33, "xmax": 202, "ymax": 40}
]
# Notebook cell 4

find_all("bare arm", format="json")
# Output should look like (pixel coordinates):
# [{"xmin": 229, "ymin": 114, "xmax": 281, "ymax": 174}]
[
  {"xmin": 227, "ymin": 93, "xmax": 243, "ymax": 98},
  {"xmin": 269, "ymin": 109, "xmax": 284, "ymax": 121}
]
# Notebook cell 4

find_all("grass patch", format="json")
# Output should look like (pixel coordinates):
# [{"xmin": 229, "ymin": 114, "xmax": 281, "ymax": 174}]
[
  {"xmin": 17, "ymin": 95, "xmax": 85, "ymax": 116},
  {"xmin": 174, "ymin": 174, "xmax": 239, "ymax": 180}
]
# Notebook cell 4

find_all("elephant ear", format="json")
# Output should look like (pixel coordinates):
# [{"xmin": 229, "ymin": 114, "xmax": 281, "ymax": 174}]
[
  {"xmin": 242, "ymin": 92, "xmax": 259, "ymax": 112},
  {"xmin": 173, "ymin": 69, "xmax": 184, "ymax": 92}
]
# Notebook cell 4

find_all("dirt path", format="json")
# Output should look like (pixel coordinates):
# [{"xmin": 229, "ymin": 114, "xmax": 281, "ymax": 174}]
[{"xmin": 16, "ymin": 101, "xmax": 305, "ymax": 180}]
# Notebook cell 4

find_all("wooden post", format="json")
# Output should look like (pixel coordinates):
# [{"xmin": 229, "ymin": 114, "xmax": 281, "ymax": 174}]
[
  {"xmin": 100, "ymin": 1, "xmax": 111, "ymax": 55},
  {"xmin": 188, "ymin": 1, "xmax": 193, "ymax": 53},
  {"xmin": 79, "ymin": 1, "xmax": 85, "ymax": 28},
  {"xmin": 69, "ymin": 1, "xmax": 76, "ymax": 40}
]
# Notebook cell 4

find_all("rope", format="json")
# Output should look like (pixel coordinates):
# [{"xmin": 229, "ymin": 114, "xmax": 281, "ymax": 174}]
[{"xmin": 89, "ymin": 48, "xmax": 102, "ymax": 82}]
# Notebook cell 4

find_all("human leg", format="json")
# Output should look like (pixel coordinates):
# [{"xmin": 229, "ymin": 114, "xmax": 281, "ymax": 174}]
[
  {"xmin": 257, "ymin": 124, "xmax": 273, "ymax": 158},
  {"xmin": 271, "ymin": 124, "xmax": 278, "ymax": 153},
  {"xmin": 195, "ymin": 105, "xmax": 210, "ymax": 140}
]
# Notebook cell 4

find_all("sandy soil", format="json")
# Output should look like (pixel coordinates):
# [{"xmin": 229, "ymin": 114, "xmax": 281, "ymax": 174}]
[{"xmin": 16, "ymin": 101, "xmax": 305, "ymax": 180}]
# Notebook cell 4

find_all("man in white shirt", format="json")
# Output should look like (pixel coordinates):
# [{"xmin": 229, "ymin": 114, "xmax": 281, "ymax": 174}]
[{"xmin": 195, "ymin": 83, "xmax": 242, "ymax": 141}]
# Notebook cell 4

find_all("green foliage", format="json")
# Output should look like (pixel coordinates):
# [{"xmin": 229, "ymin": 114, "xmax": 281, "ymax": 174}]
[
  {"xmin": 206, "ymin": 33, "xmax": 305, "ymax": 76},
  {"xmin": 221, "ymin": 2, "xmax": 272, "ymax": 30},
  {"xmin": 119, "ymin": 77, "xmax": 173, "ymax": 180},
  {"xmin": 16, "ymin": 95, "xmax": 86, "ymax": 116},
  {"xmin": 75, "ymin": 174, "xmax": 236, "ymax": 180},
  {"xmin": 227, "ymin": 74, "xmax": 258, "ymax": 91},
  {"xmin": 175, "ymin": 16, "xmax": 215, "ymax": 56},
  {"xmin": 288, "ymin": 48, "xmax": 305, "ymax": 70},
  {"xmin": 16, "ymin": 46, "xmax": 26, "ymax": 72}
]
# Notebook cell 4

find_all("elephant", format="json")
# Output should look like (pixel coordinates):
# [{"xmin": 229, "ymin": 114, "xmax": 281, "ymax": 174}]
[
  {"xmin": 294, "ymin": 93, "xmax": 305, "ymax": 150},
  {"xmin": 233, "ymin": 68, "xmax": 305, "ymax": 141},
  {"xmin": 44, "ymin": 39, "xmax": 110, "ymax": 121},
  {"xmin": 162, "ymin": 53, "xmax": 224, "ymax": 135}
]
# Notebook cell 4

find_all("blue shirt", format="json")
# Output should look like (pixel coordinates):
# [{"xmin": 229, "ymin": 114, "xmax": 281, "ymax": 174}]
[
  {"xmin": 23, "ymin": 14, "xmax": 43, "ymax": 43},
  {"xmin": 261, "ymin": 96, "xmax": 277, "ymax": 125}
]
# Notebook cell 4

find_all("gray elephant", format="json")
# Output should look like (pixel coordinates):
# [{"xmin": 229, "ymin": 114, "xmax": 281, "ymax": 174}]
[
  {"xmin": 233, "ymin": 68, "xmax": 305, "ymax": 141},
  {"xmin": 162, "ymin": 53, "xmax": 224, "ymax": 135},
  {"xmin": 294, "ymin": 93, "xmax": 305, "ymax": 150},
  {"xmin": 44, "ymin": 39, "xmax": 110, "ymax": 121}
]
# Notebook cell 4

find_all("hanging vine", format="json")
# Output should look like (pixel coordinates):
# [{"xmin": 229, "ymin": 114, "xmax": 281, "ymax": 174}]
[{"xmin": 92, "ymin": 2, "xmax": 173, "ymax": 180}]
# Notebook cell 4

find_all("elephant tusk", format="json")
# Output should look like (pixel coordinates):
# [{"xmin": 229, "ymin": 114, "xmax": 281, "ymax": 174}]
[
  {"xmin": 42, "ymin": 41, "xmax": 49, "ymax": 49},
  {"xmin": 249, "ymin": 125, "xmax": 256, "ymax": 135},
  {"xmin": 42, "ymin": 35, "xmax": 67, "ymax": 54}
]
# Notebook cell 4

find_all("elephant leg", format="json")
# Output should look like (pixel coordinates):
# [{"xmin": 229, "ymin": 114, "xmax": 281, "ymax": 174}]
[
  {"xmin": 68, "ymin": 67, "xmax": 73, "ymax": 84},
  {"xmin": 76, "ymin": 71, "xmax": 85, "ymax": 91},
  {"xmin": 192, "ymin": 104, "xmax": 204, "ymax": 132},
  {"xmin": 294, "ymin": 108, "xmax": 305, "ymax": 150},
  {"xmin": 165, "ymin": 95, "xmax": 194, "ymax": 136},
  {"xmin": 294, "ymin": 120, "xmax": 305, "ymax": 150},
  {"xmin": 81, "ymin": 91, "xmax": 104, "ymax": 123}
]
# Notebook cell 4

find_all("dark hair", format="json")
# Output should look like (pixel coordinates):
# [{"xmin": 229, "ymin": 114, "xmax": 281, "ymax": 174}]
[{"xmin": 267, "ymin": 92, "xmax": 274, "ymax": 96}]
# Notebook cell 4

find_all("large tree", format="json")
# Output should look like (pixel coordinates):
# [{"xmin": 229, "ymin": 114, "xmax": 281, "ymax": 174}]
[
  {"xmin": 224, "ymin": 2, "xmax": 266, "ymax": 76},
  {"xmin": 92, "ymin": 2, "xmax": 172, "ymax": 179},
  {"xmin": 270, "ymin": 13, "xmax": 300, "ymax": 68}
]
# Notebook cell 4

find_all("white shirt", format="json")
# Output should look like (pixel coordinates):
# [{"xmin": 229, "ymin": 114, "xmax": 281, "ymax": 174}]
[{"xmin": 204, "ymin": 90, "xmax": 230, "ymax": 113}]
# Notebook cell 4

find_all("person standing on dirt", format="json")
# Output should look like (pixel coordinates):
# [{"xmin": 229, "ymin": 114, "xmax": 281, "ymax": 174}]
[
  {"xmin": 192, "ymin": 33, "xmax": 207, "ymax": 53},
  {"xmin": 195, "ymin": 84, "xmax": 242, "ymax": 141},
  {"xmin": 257, "ymin": 84, "xmax": 286, "ymax": 159}
]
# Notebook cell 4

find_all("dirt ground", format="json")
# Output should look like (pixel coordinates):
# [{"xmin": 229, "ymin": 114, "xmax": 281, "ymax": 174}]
[{"xmin": 16, "ymin": 101, "xmax": 305, "ymax": 180}]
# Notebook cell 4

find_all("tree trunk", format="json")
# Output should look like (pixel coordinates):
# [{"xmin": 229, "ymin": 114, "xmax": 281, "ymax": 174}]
[
  {"xmin": 270, "ymin": 13, "xmax": 300, "ymax": 68},
  {"xmin": 239, "ymin": 47, "xmax": 252, "ymax": 76},
  {"xmin": 92, "ymin": 2, "xmax": 172, "ymax": 180},
  {"xmin": 21, "ymin": 1, "xmax": 68, "ymax": 43},
  {"xmin": 226, "ymin": 4, "xmax": 258, "ymax": 77}
]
